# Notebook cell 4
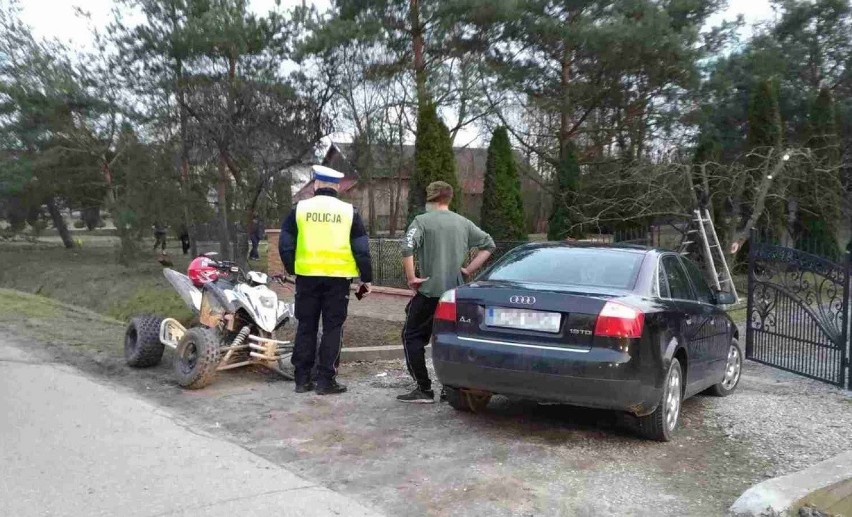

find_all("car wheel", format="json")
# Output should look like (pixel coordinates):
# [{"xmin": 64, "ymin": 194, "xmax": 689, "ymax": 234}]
[
  {"xmin": 444, "ymin": 386, "xmax": 492, "ymax": 413},
  {"xmin": 708, "ymin": 339, "xmax": 743, "ymax": 397},
  {"xmin": 637, "ymin": 358, "xmax": 683, "ymax": 442}
]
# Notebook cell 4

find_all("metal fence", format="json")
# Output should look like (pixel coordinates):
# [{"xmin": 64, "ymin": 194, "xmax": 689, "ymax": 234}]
[
  {"xmin": 367, "ymin": 228, "xmax": 674, "ymax": 289},
  {"xmin": 192, "ymin": 220, "xmax": 250, "ymax": 267},
  {"xmin": 746, "ymin": 229, "xmax": 850, "ymax": 389}
]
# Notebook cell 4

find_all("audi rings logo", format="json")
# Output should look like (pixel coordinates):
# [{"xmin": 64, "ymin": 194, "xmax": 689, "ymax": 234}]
[{"xmin": 510, "ymin": 295, "xmax": 536, "ymax": 305}]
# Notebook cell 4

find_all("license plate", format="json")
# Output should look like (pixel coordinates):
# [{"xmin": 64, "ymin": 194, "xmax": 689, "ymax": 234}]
[{"xmin": 485, "ymin": 307, "xmax": 561, "ymax": 333}]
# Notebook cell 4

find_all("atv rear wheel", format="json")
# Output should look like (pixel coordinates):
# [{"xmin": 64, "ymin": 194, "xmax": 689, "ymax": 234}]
[
  {"xmin": 174, "ymin": 327, "xmax": 221, "ymax": 389},
  {"xmin": 125, "ymin": 315, "xmax": 165, "ymax": 368}
]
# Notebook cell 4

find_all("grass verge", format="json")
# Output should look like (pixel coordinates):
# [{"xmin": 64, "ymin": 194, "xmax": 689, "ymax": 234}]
[
  {"xmin": 0, "ymin": 288, "xmax": 124, "ymax": 355},
  {"xmin": 0, "ymin": 240, "xmax": 203, "ymax": 324}
]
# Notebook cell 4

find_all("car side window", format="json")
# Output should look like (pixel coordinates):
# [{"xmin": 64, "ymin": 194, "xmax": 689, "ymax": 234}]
[
  {"xmin": 657, "ymin": 260, "xmax": 671, "ymax": 298},
  {"xmin": 661, "ymin": 256, "xmax": 694, "ymax": 301},
  {"xmin": 680, "ymin": 257, "xmax": 714, "ymax": 304}
]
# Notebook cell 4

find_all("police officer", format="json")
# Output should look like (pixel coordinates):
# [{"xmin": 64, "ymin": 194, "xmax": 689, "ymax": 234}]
[{"xmin": 279, "ymin": 165, "xmax": 373, "ymax": 395}]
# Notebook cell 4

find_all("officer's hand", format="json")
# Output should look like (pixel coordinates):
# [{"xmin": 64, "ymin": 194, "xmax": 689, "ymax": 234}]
[
  {"xmin": 407, "ymin": 276, "xmax": 429, "ymax": 291},
  {"xmin": 460, "ymin": 266, "xmax": 471, "ymax": 278}
]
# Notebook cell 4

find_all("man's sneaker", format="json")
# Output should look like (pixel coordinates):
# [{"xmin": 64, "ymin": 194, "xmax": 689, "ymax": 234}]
[
  {"xmin": 294, "ymin": 382, "xmax": 315, "ymax": 394},
  {"xmin": 397, "ymin": 388, "xmax": 435, "ymax": 404},
  {"xmin": 315, "ymin": 381, "xmax": 347, "ymax": 395}
]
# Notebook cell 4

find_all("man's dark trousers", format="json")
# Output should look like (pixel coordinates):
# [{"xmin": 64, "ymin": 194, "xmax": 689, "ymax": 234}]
[
  {"xmin": 292, "ymin": 276, "xmax": 350, "ymax": 387},
  {"xmin": 249, "ymin": 236, "xmax": 260, "ymax": 259},
  {"xmin": 402, "ymin": 293, "xmax": 440, "ymax": 392}
]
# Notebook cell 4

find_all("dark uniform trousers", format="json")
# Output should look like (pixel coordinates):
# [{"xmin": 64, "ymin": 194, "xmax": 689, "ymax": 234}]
[
  {"xmin": 402, "ymin": 293, "xmax": 440, "ymax": 392},
  {"xmin": 293, "ymin": 275, "xmax": 350, "ymax": 387}
]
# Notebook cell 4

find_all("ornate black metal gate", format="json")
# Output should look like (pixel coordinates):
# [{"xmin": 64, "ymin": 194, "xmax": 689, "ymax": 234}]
[{"xmin": 746, "ymin": 234, "xmax": 850, "ymax": 389}]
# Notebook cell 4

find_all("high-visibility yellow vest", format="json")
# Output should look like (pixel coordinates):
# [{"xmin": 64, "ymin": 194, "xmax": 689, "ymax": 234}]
[{"xmin": 294, "ymin": 195, "xmax": 360, "ymax": 278}]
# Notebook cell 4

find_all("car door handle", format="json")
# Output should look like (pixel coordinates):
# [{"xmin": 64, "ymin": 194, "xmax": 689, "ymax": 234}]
[{"xmin": 685, "ymin": 317, "xmax": 693, "ymax": 326}]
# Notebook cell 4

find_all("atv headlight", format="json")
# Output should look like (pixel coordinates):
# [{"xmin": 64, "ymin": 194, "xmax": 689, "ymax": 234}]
[{"xmin": 259, "ymin": 295, "xmax": 276, "ymax": 309}]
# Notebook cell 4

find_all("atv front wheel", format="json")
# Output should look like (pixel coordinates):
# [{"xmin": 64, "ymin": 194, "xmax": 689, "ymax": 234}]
[
  {"xmin": 175, "ymin": 327, "xmax": 221, "ymax": 389},
  {"xmin": 125, "ymin": 315, "xmax": 165, "ymax": 368}
]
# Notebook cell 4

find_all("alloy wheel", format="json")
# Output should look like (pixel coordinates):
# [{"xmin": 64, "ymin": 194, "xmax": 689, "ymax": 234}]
[
  {"xmin": 665, "ymin": 367, "xmax": 681, "ymax": 431},
  {"xmin": 721, "ymin": 344, "xmax": 742, "ymax": 391}
]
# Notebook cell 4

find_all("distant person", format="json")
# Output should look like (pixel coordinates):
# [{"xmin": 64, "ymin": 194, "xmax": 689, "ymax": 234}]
[
  {"xmin": 153, "ymin": 222, "xmax": 167, "ymax": 253},
  {"xmin": 397, "ymin": 181, "xmax": 495, "ymax": 403},
  {"xmin": 179, "ymin": 227, "xmax": 191, "ymax": 255},
  {"xmin": 278, "ymin": 165, "xmax": 373, "ymax": 396},
  {"xmin": 249, "ymin": 216, "xmax": 264, "ymax": 261}
]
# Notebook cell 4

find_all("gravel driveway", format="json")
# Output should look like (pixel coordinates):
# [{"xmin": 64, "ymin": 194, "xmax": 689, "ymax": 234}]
[
  {"xmin": 7, "ymin": 326, "xmax": 851, "ymax": 517},
  {"xmin": 2, "ymin": 291, "xmax": 849, "ymax": 517}
]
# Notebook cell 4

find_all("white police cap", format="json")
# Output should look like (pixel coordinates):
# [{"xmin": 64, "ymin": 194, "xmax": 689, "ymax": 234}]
[{"xmin": 312, "ymin": 165, "xmax": 344, "ymax": 184}]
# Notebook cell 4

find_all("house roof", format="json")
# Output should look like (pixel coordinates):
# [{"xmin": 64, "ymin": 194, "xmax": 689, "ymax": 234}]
[
  {"xmin": 293, "ymin": 177, "xmax": 358, "ymax": 202},
  {"xmin": 318, "ymin": 142, "xmax": 537, "ymax": 196},
  {"xmin": 322, "ymin": 143, "xmax": 493, "ymax": 192}
]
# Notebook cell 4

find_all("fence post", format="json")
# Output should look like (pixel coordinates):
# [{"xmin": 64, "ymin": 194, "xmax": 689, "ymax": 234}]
[
  {"xmin": 843, "ymin": 249, "xmax": 851, "ymax": 390},
  {"xmin": 745, "ymin": 228, "xmax": 757, "ymax": 359}
]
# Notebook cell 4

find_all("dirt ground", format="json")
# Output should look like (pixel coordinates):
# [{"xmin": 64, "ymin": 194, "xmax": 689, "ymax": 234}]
[{"xmin": 6, "ymin": 290, "xmax": 852, "ymax": 516}]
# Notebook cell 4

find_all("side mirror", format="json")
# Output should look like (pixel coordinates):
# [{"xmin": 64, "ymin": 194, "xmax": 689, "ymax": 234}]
[{"xmin": 715, "ymin": 291, "xmax": 737, "ymax": 305}]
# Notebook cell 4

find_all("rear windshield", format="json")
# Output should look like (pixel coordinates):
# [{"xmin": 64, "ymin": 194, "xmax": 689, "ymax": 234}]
[{"xmin": 483, "ymin": 247, "xmax": 644, "ymax": 290}]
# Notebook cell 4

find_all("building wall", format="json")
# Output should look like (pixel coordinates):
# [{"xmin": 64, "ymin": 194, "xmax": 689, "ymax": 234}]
[{"xmin": 348, "ymin": 179, "xmax": 410, "ymax": 234}]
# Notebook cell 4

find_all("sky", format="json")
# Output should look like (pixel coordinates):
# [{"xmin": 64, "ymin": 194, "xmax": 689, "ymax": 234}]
[
  {"xmin": 18, "ymin": 0, "xmax": 776, "ymax": 148},
  {"xmin": 21, "ymin": 0, "xmax": 774, "ymax": 52}
]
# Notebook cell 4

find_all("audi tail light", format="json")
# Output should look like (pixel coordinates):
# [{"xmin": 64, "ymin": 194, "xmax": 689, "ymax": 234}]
[
  {"xmin": 594, "ymin": 301, "xmax": 644, "ymax": 339},
  {"xmin": 434, "ymin": 289, "xmax": 457, "ymax": 322}
]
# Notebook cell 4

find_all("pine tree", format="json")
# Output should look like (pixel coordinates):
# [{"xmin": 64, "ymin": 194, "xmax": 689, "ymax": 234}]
[
  {"xmin": 746, "ymin": 78, "xmax": 784, "ymax": 235},
  {"xmin": 481, "ymin": 127, "xmax": 526, "ymax": 241},
  {"xmin": 547, "ymin": 144, "xmax": 581, "ymax": 241},
  {"xmin": 799, "ymin": 87, "xmax": 841, "ymax": 256},
  {"xmin": 747, "ymin": 79, "xmax": 783, "ymax": 153},
  {"xmin": 407, "ymin": 103, "xmax": 459, "ymax": 223},
  {"xmin": 808, "ymin": 87, "xmax": 840, "ymax": 165}
]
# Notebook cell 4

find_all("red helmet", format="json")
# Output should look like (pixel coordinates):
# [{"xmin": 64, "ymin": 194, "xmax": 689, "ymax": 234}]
[{"xmin": 188, "ymin": 256, "xmax": 220, "ymax": 287}]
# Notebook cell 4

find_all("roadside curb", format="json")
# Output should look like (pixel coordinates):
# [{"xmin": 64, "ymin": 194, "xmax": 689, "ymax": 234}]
[
  {"xmin": 365, "ymin": 285, "xmax": 414, "ymax": 297},
  {"xmin": 730, "ymin": 451, "xmax": 852, "ymax": 516}
]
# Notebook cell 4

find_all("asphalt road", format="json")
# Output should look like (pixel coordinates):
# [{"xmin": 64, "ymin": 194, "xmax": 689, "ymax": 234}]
[{"xmin": 0, "ymin": 341, "xmax": 382, "ymax": 517}]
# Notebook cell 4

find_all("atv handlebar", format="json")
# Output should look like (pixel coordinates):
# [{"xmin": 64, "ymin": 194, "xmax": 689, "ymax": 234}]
[
  {"xmin": 270, "ymin": 274, "xmax": 294, "ymax": 286},
  {"xmin": 213, "ymin": 260, "xmax": 247, "ymax": 282}
]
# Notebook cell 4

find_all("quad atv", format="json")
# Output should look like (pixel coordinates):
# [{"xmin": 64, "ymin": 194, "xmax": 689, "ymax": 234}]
[{"xmin": 124, "ymin": 255, "xmax": 294, "ymax": 389}]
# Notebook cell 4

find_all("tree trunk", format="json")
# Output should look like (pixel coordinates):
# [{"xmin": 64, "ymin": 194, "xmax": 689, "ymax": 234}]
[
  {"xmin": 368, "ymin": 179, "xmax": 377, "ymax": 236},
  {"xmin": 729, "ymin": 149, "xmax": 788, "ymax": 255},
  {"xmin": 389, "ymin": 172, "xmax": 403, "ymax": 237},
  {"xmin": 217, "ymin": 156, "xmax": 232, "ymax": 259},
  {"xmin": 171, "ymin": 0, "xmax": 196, "ymax": 257},
  {"xmin": 215, "ymin": 50, "xmax": 239, "ymax": 260},
  {"xmin": 558, "ymin": 38, "xmax": 574, "ymax": 163},
  {"xmin": 178, "ymin": 99, "xmax": 194, "ymax": 257},
  {"xmin": 46, "ymin": 197, "xmax": 74, "ymax": 249},
  {"xmin": 409, "ymin": 0, "xmax": 428, "ymax": 108}
]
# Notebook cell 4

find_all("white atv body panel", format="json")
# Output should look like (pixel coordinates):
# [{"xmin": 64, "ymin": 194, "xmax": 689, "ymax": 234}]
[
  {"xmin": 226, "ymin": 283, "xmax": 289, "ymax": 333},
  {"xmin": 163, "ymin": 269, "xmax": 202, "ymax": 313},
  {"xmin": 162, "ymin": 268, "xmax": 291, "ymax": 333}
]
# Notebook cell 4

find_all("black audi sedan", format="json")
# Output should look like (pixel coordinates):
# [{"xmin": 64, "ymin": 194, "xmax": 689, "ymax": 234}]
[{"xmin": 432, "ymin": 242, "xmax": 742, "ymax": 441}]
